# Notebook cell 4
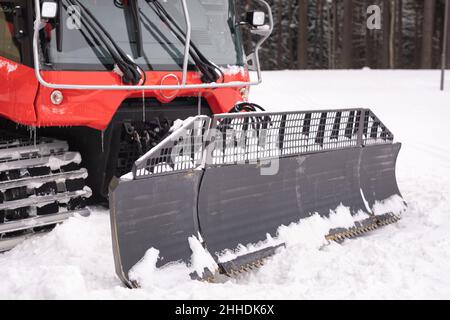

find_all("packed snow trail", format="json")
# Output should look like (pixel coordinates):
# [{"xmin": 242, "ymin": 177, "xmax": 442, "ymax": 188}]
[{"xmin": 1, "ymin": 70, "xmax": 450, "ymax": 299}]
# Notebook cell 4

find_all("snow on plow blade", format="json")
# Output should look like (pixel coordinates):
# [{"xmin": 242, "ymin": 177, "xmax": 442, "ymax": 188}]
[{"xmin": 109, "ymin": 109, "xmax": 405, "ymax": 287}]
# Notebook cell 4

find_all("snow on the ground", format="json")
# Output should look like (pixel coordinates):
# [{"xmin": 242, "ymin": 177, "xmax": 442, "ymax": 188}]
[{"xmin": 1, "ymin": 70, "xmax": 450, "ymax": 299}]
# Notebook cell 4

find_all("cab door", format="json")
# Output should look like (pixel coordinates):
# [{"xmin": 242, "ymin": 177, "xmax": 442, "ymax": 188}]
[{"xmin": 0, "ymin": 0, "xmax": 37, "ymax": 125}]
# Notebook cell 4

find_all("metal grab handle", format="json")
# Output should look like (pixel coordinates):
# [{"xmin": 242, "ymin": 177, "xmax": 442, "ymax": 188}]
[
  {"xmin": 32, "ymin": 0, "xmax": 273, "ymax": 91},
  {"xmin": 180, "ymin": 0, "xmax": 190, "ymax": 86}
]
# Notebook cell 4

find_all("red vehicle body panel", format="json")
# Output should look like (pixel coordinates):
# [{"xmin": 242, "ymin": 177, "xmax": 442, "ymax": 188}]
[
  {"xmin": 0, "ymin": 56, "xmax": 39, "ymax": 126},
  {"xmin": 0, "ymin": 56, "xmax": 248, "ymax": 130}
]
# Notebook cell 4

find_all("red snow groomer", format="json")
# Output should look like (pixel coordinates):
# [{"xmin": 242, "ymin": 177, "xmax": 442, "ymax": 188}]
[{"xmin": 0, "ymin": 0, "xmax": 405, "ymax": 287}]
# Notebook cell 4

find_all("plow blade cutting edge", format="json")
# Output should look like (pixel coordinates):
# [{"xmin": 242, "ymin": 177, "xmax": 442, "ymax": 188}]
[{"xmin": 109, "ymin": 108, "xmax": 406, "ymax": 287}]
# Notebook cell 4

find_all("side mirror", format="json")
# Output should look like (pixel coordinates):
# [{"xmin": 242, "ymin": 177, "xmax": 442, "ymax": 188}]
[
  {"xmin": 41, "ymin": 1, "xmax": 58, "ymax": 19},
  {"xmin": 245, "ymin": 11, "xmax": 266, "ymax": 27}
]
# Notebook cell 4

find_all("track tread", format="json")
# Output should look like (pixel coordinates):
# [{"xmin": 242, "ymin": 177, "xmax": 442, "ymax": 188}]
[{"xmin": 0, "ymin": 132, "xmax": 90, "ymax": 248}]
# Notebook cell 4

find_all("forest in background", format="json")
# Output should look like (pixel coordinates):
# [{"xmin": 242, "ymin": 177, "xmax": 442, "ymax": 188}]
[{"xmin": 238, "ymin": 0, "xmax": 450, "ymax": 70}]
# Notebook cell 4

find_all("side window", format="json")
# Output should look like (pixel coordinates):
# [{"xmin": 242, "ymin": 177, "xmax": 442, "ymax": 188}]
[{"xmin": 0, "ymin": 2, "xmax": 21, "ymax": 62}]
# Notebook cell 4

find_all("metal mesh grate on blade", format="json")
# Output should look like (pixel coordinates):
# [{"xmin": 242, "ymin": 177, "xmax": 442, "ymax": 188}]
[
  {"xmin": 131, "ymin": 109, "xmax": 394, "ymax": 178},
  {"xmin": 133, "ymin": 116, "xmax": 211, "ymax": 179},
  {"xmin": 208, "ymin": 109, "xmax": 393, "ymax": 166},
  {"xmin": 362, "ymin": 110, "xmax": 394, "ymax": 145}
]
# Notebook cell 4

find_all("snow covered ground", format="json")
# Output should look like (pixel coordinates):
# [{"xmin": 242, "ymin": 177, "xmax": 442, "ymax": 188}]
[{"xmin": 1, "ymin": 70, "xmax": 450, "ymax": 299}]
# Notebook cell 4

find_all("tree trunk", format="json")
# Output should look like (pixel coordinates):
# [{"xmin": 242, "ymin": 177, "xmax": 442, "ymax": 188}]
[
  {"xmin": 342, "ymin": 0, "xmax": 353, "ymax": 68},
  {"xmin": 446, "ymin": 0, "xmax": 450, "ymax": 68},
  {"xmin": 366, "ymin": 24, "xmax": 373, "ymax": 67},
  {"xmin": 396, "ymin": 0, "xmax": 403, "ymax": 67},
  {"xmin": 276, "ymin": 5, "xmax": 283, "ymax": 69},
  {"xmin": 327, "ymin": 1, "xmax": 333, "ymax": 68},
  {"xmin": 389, "ymin": 0, "xmax": 396, "ymax": 68},
  {"xmin": 421, "ymin": 0, "xmax": 436, "ymax": 68},
  {"xmin": 287, "ymin": 0, "xmax": 296, "ymax": 69},
  {"xmin": 414, "ymin": 2, "xmax": 422, "ymax": 68},
  {"xmin": 317, "ymin": 0, "xmax": 324, "ymax": 68},
  {"xmin": 332, "ymin": 0, "xmax": 338, "ymax": 68},
  {"xmin": 382, "ymin": 0, "xmax": 391, "ymax": 68},
  {"xmin": 297, "ymin": 0, "xmax": 308, "ymax": 69}
]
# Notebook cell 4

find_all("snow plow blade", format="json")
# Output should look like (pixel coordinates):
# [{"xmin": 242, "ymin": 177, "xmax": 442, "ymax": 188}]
[{"xmin": 109, "ymin": 109, "xmax": 406, "ymax": 287}]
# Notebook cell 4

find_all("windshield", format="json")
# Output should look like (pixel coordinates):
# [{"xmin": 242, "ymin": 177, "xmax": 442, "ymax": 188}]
[{"xmin": 39, "ymin": 0, "xmax": 245, "ymax": 71}]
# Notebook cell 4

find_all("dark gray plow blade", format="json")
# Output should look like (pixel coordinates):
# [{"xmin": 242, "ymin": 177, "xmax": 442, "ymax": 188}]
[
  {"xmin": 109, "ymin": 172, "xmax": 202, "ymax": 287},
  {"xmin": 109, "ymin": 110, "xmax": 405, "ymax": 287},
  {"xmin": 109, "ymin": 117, "xmax": 210, "ymax": 288},
  {"xmin": 198, "ymin": 144, "xmax": 402, "ymax": 255},
  {"xmin": 199, "ymin": 148, "xmax": 366, "ymax": 254}
]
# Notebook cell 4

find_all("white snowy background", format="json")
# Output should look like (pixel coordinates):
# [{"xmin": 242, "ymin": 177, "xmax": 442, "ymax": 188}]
[{"xmin": 1, "ymin": 70, "xmax": 449, "ymax": 299}]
